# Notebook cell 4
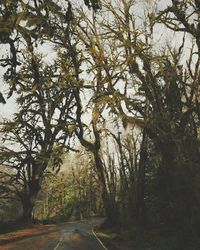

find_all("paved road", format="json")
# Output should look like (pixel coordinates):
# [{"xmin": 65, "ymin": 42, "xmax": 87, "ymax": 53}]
[{"xmin": 0, "ymin": 218, "xmax": 106, "ymax": 250}]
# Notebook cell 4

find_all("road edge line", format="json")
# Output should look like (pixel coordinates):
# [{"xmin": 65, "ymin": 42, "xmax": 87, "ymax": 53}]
[
  {"xmin": 54, "ymin": 241, "xmax": 60, "ymax": 250},
  {"xmin": 92, "ymin": 227, "xmax": 108, "ymax": 250},
  {"xmin": 54, "ymin": 237, "xmax": 63, "ymax": 250}
]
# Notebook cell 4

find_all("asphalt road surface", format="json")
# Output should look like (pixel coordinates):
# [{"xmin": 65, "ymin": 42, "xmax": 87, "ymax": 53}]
[{"xmin": 0, "ymin": 218, "xmax": 106, "ymax": 250}]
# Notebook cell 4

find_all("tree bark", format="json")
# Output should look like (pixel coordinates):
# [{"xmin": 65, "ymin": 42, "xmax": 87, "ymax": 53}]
[
  {"xmin": 21, "ymin": 197, "xmax": 34, "ymax": 222},
  {"xmin": 136, "ymin": 129, "xmax": 148, "ymax": 227},
  {"xmin": 94, "ymin": 150, "xmax": 118, "ymax": 226},
  {"xmin": 21, "ymin": 180, "xmax": 41, "ymax": 222}
]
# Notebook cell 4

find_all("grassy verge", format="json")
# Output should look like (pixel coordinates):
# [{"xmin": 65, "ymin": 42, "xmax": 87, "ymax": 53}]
[
  {"xmin": 94, "ymin": 225, "xmax": 200, "ymax": 250},
  {"xmin": 94, "ymin": 227, "xmax": 134, "ymax": 250}
]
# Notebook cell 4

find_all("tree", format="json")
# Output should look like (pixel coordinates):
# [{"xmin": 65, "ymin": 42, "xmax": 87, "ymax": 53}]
[
  {"xmin": 0, "ymin": 49, "xmax": 75, "ymax": 221},
  {"xmin": 0, "ymin": 0, "xmax": 102, "ymax": 222},
  {"xmin": 74, "ymin": 0, "xmax": 200, "ymax": 239}
]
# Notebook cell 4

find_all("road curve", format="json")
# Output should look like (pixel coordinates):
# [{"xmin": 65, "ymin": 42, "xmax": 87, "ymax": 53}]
[{"xmin": 0, "ymin": 218, "xmax": 106, "ymax": 250}]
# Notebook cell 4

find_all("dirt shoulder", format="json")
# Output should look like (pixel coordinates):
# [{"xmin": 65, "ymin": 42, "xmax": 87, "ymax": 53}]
[{"xmin": 0, "ymin": 224, "xmax": 57, "ymax": 245}]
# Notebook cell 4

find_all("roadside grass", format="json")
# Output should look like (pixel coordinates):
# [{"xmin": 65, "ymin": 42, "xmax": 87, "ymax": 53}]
[
  {"xmin": 94, "ymin": 227, "xmax": 134, "ymax": 250},
  {"xmin": 0, "ymin": 224, "xmax": 57, "ymax": 244},
  {"xmin": 0, "ymin": 224, "xmax": 60, "ymax": 250},
  {"xmin": 95, "ymin": 226, "xmax": 200, "ymax": 250},
  {"xmin": 0, "ymin": 220, "xmax": 29, "ymax": 234}
]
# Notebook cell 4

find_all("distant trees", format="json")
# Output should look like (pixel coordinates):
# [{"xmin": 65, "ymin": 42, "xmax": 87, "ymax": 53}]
[{"xmin": 33, "ymin": 150, "xmax": 102, "ymax": 222}]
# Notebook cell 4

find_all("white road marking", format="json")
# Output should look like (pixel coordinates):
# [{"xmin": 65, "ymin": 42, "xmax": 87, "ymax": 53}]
[
  {"xmin": 54, "ymin": 236, "xmax": 63, "ymax": 250},
  {"xmin": 92, "ymin": 227, "xmax": 108, "ymax": 250}
]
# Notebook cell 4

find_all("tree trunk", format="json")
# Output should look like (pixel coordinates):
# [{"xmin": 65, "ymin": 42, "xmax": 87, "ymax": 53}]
[
  {"xmin": 94, "ymin": 150, "xmax": 118, "ymax": 227},
  {"xmin": 21, "ymin": 196, "xmax": 34, "ymax": 222},
  {"xmin": 136, "ymin": 129, "xmax": 148, "ymax": 227},
  {"xmin": 21, "ymin": 180, "xmax": 41, "ymax": 222}
]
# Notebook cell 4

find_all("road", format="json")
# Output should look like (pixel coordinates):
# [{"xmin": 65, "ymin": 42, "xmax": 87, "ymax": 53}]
[{"xmin": 0, "ymin": 218, "xmax": 106, "ymax": 250}]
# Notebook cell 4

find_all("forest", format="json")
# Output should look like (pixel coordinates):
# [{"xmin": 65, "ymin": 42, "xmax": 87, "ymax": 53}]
[{"xmin": 0, "ymin": 0, "xmax": 200, "ymax": 249}]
